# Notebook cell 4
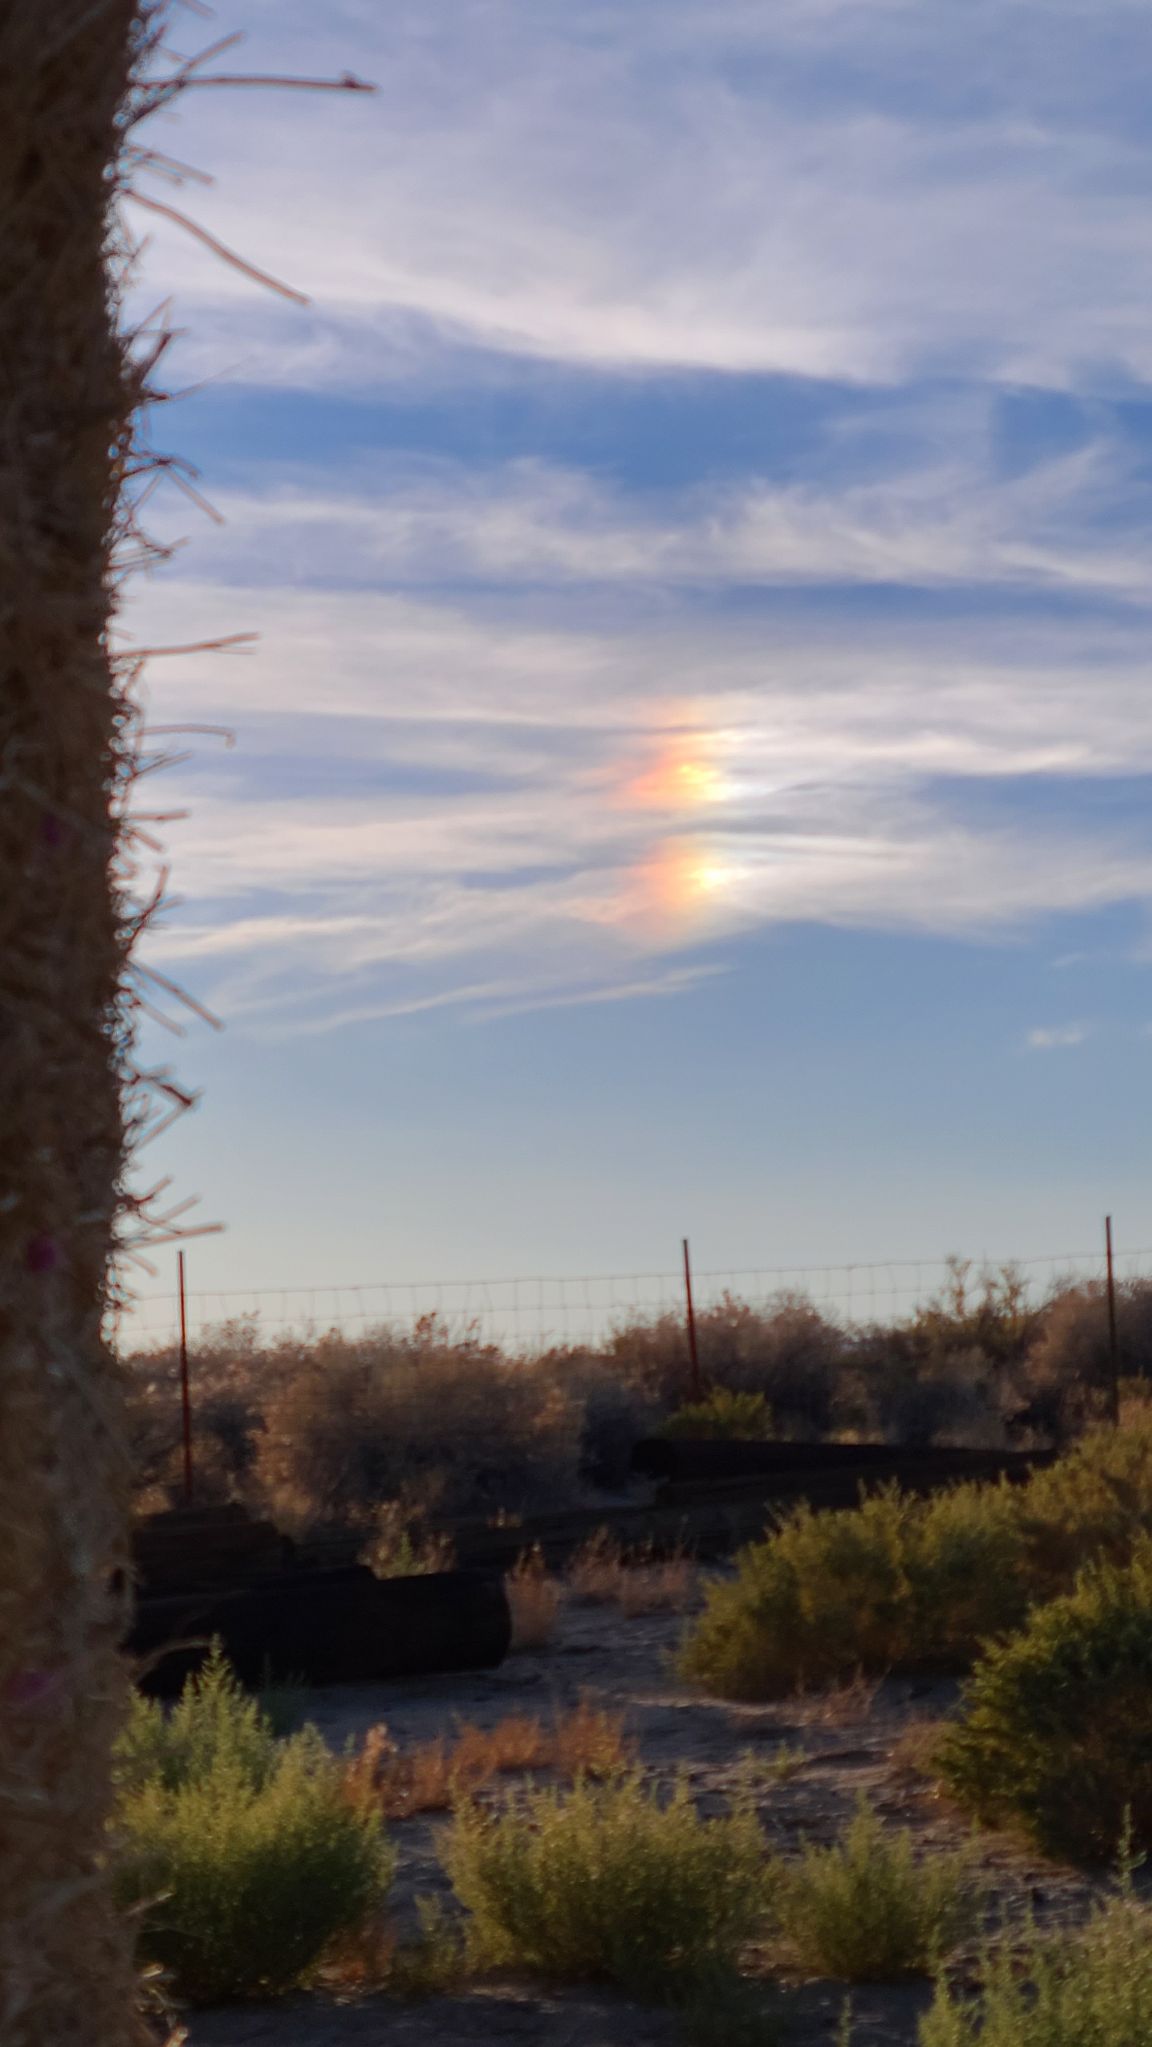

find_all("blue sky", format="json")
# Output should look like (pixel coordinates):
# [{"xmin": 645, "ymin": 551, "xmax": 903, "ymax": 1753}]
[{"xmin": 122, "ymin": 0, "xmax": 1152, "ymax": 1328}]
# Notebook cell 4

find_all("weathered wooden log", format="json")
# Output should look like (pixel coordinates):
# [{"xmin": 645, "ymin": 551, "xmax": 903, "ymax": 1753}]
[
  {"xmin": 130, "ymin": 1566, "xmax": 511, "ymax": 1696},
  {"xmin": 132, "ymin": 1504, "xmax": 292, "ymax": 1592}
]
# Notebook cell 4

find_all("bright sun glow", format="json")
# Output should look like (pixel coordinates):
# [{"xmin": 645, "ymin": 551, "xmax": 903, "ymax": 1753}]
[
  {"xmin": 634, "ymin": 839, "xmax": 739, "ymax": 925},
  {"xmin": 625, "ymin": 734, "xmax": 729, "ymax": 811},
  {"xmin": 613, "ymin": 728, "xmax": 743, "ymax": 929}
]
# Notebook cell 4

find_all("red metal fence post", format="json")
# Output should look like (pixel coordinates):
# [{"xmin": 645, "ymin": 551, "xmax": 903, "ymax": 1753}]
[
  {"xmin": 1105, "ymin": 1214, "xmax": 1120, "ymax": 1424},
  {"xmin": 178, "ymin": 1248, "xmax": 194, "ymax": 1504},
  {"xmin": 682, "ymin": 1236, "xmax": 704, "ymax": 1402}
]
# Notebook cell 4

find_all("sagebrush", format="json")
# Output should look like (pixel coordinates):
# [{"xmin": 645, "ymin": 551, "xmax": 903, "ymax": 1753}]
[
  {"xmin": 442, "ymin": 1772, "xmax": 769, "ymax": 1999},
  {"xmin": 919, "ymin": 1892, "xmax": 1152, "ymax": 2047},
  {"xmin": 679, "ymin": 1480, "xmax": 1024, "ymax": 1699},
  {"xmin": 770, "ymin": 1800, "xmax": 984, "ymax": 1980},
  {"xmin": 662, "ymin": 1388, "xmax": 774, "ymax": 1439},
  {"xmin": 115, "ymin": 1648, "xmax": 391, "ymax": 2004},
  {"xmin": 938, "ymin": 1544, "xmax": 1152, "ymax": 1862},
  {"xmin": 681, "ymin": 1415, "xmax": 1152, "ymax": 1700}
]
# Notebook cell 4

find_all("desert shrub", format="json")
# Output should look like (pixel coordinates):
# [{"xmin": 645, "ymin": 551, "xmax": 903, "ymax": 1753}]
[
  {"xmin": 1016, "ymin": 1411, "xmax": 1152, "ymax": 1600},
  {"xmin": 605, "ymin": 1291, "xmax": 844, "ymax": 1435},
  {"xmin": 919, "ymin": 1892, "xmax": 1152, "ymax": 2047},
  {"xmin": 845, "ymin": 1262, "xmax": 1040, "ymax": 1448},
  {"xmin": 1027, "ymin": 1279, "xmax": 1152, "ymax": 1436},
  {"xmin": 680, "ymin": 1480, "xmax": 1026, "ymax": 1700},
  {"xmin": 125, "ymin": 1316, "xmax": 271, "ymax": 1506},
  {"xmin": 115, "ymin": 1649, "xmax": 391, "ymax": 2003},
  {"xmin": 770, "ymin": 1800, "xmax": 984, "ymax": 1980},
  {"xmin": 906, "ymin": 1261, "xmax": 1040, "ymax": 1371},
  {"xmin": 860, "ymin": 1343, "xmax": 1013, "ymax": 1450},
  {"xmin": 443, "ymin": 1772, "xmax": 768, "ymax": 1999},
  {"xmin": 662, "ymin": 1388, "xmax": 774, "ymax": 1439},
  {"xmin": 117, "ymin": 1642, "xmax": 281, "ymax": 1796},
  {"xmin": 253, "ymin": 1316, "xmax": 582, "ymax": 1527},
  {"xmin": 539, "ymin": 1347, "xmax": 662, "ymax": 1489},
  {"xmin": 682, "ymin": 1414, "xmax": 1152, "ymax": 1704},
  {"xmin": 938, "ymin": 1544, "xmax": 1152, "ymax": 1863}
]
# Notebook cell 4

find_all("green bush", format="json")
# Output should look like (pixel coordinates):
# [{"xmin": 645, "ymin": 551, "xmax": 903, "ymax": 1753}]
[
  {"xmin": 679, "ymin": 1481, "xmax": 1025, "ymax": 1700},
  {"xmin": 1028, "ymin": 1280, "xmax": 1152, "ymax": 1437},
  {"xmin": 770, "ymin": 1800, "xmax": 984, "ymax": 1980},
  {"xmin": 117, "ymin": 1645, "xmax": 282, "ymax": 1796},
  {"xmin": 937, "ymin": 1546, "xmax": 1152, "ymax": 1863},
  {"xmin": 662, "ymin": 1388, "xmax": 775, "ymax": 1440},
  {"xmin": 603, "ymin": 1290, "xmax": 844, "ymax": 1434},
  {"xmin": 681, "ymin": 1415, "xmax": 1152, "ymax": 1702},
  {"xmin": 442, "ymin": 1771, "xmax": 768, "ymax": 2000},
  {"xmin": 919, "ymin": 1894, "xmax": 1152, "ymax": 2047},
  {"xmin": 115, "ymin": 1649, "xmax": 392, "ymax": 2003},
  {"xmin": 1018, "ymin": 1415, "xmax": 1152, "ymax": 1600}
]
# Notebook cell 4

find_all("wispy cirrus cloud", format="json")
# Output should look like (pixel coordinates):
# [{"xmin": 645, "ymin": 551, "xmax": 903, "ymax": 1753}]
[
  {"xmin": 117, "ymin": 0, "xmax": 1152, "ymax": 1038},
  {"xmin": 132, "ymin": 0, "xmax": 1152, "ymax": 392},
  {"xmin": 163, "ymin": 438, "xmax": 1152, "ymax": 602},
  {"xmin": 128, "ymin": 558, "xmax": 1152, "ymax": 1030}
]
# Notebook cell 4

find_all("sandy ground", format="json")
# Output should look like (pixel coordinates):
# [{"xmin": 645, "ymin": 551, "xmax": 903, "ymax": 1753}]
[{"xmin": 187, "ymin": 1578, "xmax": 1095, "ymax": 2047}]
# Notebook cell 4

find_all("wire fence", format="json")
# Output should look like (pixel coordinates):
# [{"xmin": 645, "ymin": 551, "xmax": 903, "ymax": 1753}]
[{"xmin": 121, "ymin": 1242, "xmax": 1152, "ymax": 1354}]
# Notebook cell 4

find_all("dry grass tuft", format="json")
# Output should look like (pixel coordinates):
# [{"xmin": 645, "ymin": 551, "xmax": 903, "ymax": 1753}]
[
  {"xmin": 505, "ymin": 1545, "xmax": 562, "ymax": 1649},
  {"xmin": 567, "ymin": 1529, "xmax": 696, "ymax": 1614},
  {"xmin": 321, "ymin": 1898, "xmax": 466, "ymax": 1999},
  {"xmin": 347, "ymin": 1702, "xmax": 631, "ymax": 1819},
  {"xmin": 363, "ymin": 1500, "xmax": 455, "ymax": 1579},
  {"xmin": 567, "ymin": 1527, "xmax": 628, "ymax": 1603},
  {"xmin": 888, "ymin": 1716, "xmax": 949, "ymax": 1785},
  {"xmin": 799, "ymin": 1671, "xmax": 883, "ymax": 1726},
  {"xmin": 549, "ymin": 1698, "xmax": 633, "ymax": 1779},
  {"xmin": 619, "ymin": 1552, "xmax": 696, "ymax": 1615}
]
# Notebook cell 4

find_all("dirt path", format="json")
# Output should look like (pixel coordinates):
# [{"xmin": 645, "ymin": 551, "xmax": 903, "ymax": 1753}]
[{"xmin": 187, "ymin": 1579, "xmax": 1094, "ymax": 2047}]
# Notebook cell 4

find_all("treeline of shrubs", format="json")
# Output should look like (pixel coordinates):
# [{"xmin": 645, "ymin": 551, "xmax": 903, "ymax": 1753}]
[{"xmin": 122, "ymin": 1262, "xmax": 1152, "ymax": 1531}]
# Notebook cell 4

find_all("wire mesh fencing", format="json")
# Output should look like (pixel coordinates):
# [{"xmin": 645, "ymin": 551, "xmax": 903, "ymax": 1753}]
[{"xmin": 121, "ymin": 1243, "xmax": 1152, "ymax": 1356}]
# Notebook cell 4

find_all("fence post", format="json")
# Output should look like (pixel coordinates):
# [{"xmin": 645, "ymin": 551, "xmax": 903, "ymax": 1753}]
[
  {"xmin": 682, "ymin": 1237, "xmax": 704, "ymax": 1402},
  {"xmin": 178, "ymin": 1249, "xmax": 194, "ymax": 1504},
  {"xmin": 1105, "ymin": 1215, "xmax": 1120, "ymax": 1424}
]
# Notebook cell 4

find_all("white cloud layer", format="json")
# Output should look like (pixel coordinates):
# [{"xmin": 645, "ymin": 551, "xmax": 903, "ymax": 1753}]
[
  {"xmin": 166, "ymin": 439, "xmax": 1152, "ymax": 603},
  {"xmin": 129, "ymin": 0, "xmax": 1152, "ymax": 390},
  {"xmin": 114, "ymin": 0, "xmax": 1152, "ymax": 1033},
  {"xmin": 127, "ymin": 563, "xmax": 1152, "ymax": 1031}
]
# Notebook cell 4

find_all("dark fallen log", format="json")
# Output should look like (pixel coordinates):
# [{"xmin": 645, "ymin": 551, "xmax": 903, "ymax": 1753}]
[
  {"xmin": 129, "ymin": 1566, "xmax": 511, "ymax": 1698},
  {"xmin": 632, "ymin": 1437, "xmax": 1051, "ymax": 1486},
  {"xmin": 132, "ymin": 1503, "xmax": 292, "ymax": 1593}
]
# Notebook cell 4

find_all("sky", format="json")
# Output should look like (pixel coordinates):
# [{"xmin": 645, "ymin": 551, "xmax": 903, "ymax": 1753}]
[{"xmin": 122, "ymin": 0, "xmax": 1152, "ymax": 1338}]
